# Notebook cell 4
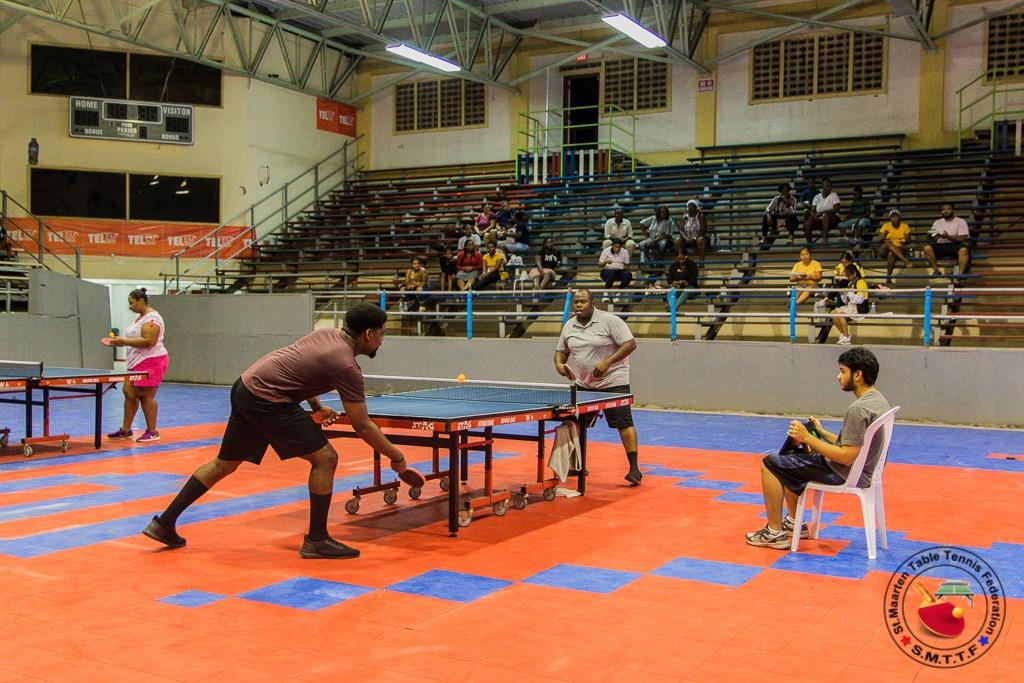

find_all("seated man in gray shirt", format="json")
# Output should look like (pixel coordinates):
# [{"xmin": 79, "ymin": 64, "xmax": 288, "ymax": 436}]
[{"xmin": 746, "ymin": 347, "xmax": 891, "ymax": 549}]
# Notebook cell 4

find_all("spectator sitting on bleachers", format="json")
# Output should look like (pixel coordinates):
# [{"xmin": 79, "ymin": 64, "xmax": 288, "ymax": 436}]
[
  {"xmin": 666, "ymin": 247, "xmax": 699, "ymax": 307},
  {"xmin": 676, "ymin": 199, "xmax": 708, "ymax": 261},
  {"xmin": 530, "ymin": 238, "xmax": 563, "ymax": 290},
  {"xmin": 876, "ymin": 209, "xmax": 912, "ymax": 284},
  {"xmin": 400, "ymin": 256, "xmax": 431, "ymax": 311},
  {"xmin": 838, "ymin": 185, "xmax": 873, "ymax": 245},
  {"xmin": 457, "ymin": 223, "xmax": 482, "ymax": 251},
  {"xmin": 797, "ymin": 177, "xmax": 818, "ymax": 216},
  {"xmin": 805, "ymin": 177, "xmax": 841, "ymax": 244},
  {"xmin": 923, "ymin": 202, "xmax": 971, "ymax": 279},
  {"xmin": 603, "ymin": 208, "xmax": 636, "ymax": 254},
  {"xmin": 438, "ymin": 246, "xmax": 457, "ymax": 291},
  {"xmin": 456, "ymin": 239, "xmax": 483, "ymax": 291},
  {"xmin": 476, "ymin": 241, "xmax": 508, "ymax": 290},
  {"xmin": 0, "ymin": 224, "xmax": 14, "ymax": 261},
  {"xmin": 499, "ymin": 210, "xmax": 530, "ymax": 255},
  {"xmin": 495, "ymin": 200, "xmax": 514, "ymax": 228},
  {"xmin": 817, "ymin": 251, "xmax": 865, "ymax": 312},
  {"xmin": 599, "ymin": 238, "xmax": 632, "ymax": 298},
  {"xmin": 762, "ymin": 183, "xmax": 799, "ymax": 246},
  {"xmin": 638, "ymin": 205, "xmax": 676, "ymax": 263},
  {"xmin": 832, "ymin": 263, "xmax": 870, "ymax": 345},
  {"xmin": 790, "ymin": 247, "xmax": 823, "ymax": 305},
  {"xmin": 476, "ymin": 203, "xmax": 499, "ymax": 244}
]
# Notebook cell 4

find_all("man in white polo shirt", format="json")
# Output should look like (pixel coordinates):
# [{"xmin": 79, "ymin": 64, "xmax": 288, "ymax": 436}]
[
  {"xmin": 804, "ymin": 177, "xmax": 841, "ymax": 244},
  {"xmin": 923, "ymin": 202, "xmax": 971, "ymax": 278},
  {"xmin": 554, "ymin": 289, "xmax": 642, "ymax": 485}
]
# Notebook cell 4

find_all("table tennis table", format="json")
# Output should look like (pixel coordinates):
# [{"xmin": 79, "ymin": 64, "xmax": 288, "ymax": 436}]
[
  {"xmin": 320, "ymin": 375, "xmax": 632, "ymax": 536},
  {"xmin": 0, "ymin": 360, "xmax": 147, "ymax": 456}
]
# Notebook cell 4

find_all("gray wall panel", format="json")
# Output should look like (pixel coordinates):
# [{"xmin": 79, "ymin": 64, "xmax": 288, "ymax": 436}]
[
  {"xmin": 28, "ymin": 270, "xmax": 78, "ymax": 316},
  {"xmin": 75, "ymin": 278, "xmax": 113, "ymax": 369},
  {"xmin": 0, "ymin": 314, "xmax": 82, "ymax": 366}
]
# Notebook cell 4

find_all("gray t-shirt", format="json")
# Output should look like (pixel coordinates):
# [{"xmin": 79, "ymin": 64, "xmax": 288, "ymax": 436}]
[
  {"xmin": 242, "ymin": 328, "xmax": 365, "ymax": 404},
  {"xmin": 828, "ymin": 389, "xmax": 891, "ymax": 486},
  {"xmin": 556, "ymin": 308, "xmax": 634, "ymax": 389}
]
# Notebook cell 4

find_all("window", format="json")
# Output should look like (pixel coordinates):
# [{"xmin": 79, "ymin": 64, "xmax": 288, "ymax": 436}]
[
  {"xmin": 30, "ymin": 168, "xmax": 127, "ymax": 219},
  {"xmin": 987, "ymin": 13, "xmax": 1024, "ymax": 80},
  {"xmin": 31, "ymin": 44, "xmax": 222, "ymax": 106},
  {"xmin": 603, "ymin": 59, "xmax": 635, "ymax": 111},
  {"xmin": 393, "ymin": 79, "xmax": 487, "ymax": 132},
  {"xmin": 602, "ymin": 58, "xmax": 667, "ymax": 112},
  {"xmin": 31, "ymin": 45, "xmax": 127, "ymax": 99},
  {"xmin": 751, "ymin": 30, "xmax": 886, "ymax": 102},
  {"xmin": 129, "ymin": 174, "xmax": 220, "ymax": 223},
  {"xmin": 129, "ymin": 54, "xmax": 222, "ymax": 106}
]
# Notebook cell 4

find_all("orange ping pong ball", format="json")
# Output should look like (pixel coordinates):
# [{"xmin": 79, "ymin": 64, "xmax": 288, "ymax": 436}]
[
  {"xmin": 952, "ymin": 606, "xmax": 964, "ymax": 619},
  {"xmin": 457, "ymin": 374, "xmax": 465, "ymax": 382}
]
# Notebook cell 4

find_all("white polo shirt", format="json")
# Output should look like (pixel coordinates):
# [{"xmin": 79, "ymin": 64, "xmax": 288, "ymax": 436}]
[
  {"xmin": 556, "ymin": 308, "xmax": 634, "ymax": 389},
  {"xmin": 929, "ymin": 216, "xmax": 970, "ymax": 243},
  {"xmin": 812, "ymin": 192, "xmax": 841, "ymax": 213}
]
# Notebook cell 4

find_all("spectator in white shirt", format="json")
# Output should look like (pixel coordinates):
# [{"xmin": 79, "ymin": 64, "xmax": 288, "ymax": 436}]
[
  {"xmin": 457, "ymin": 223, "xmax": 482, "ymax": 251},
  {"xmin": 804, "ymin": 177, "xmax": 841, "ymax": 244},
  {"xmin": 598, "ymin": 238, "xmax": 632, "ymax": 295},
  {"xmin": 602, "ymin": 208, "xmax": 636, "ymax": 254},
  {"xmin": 923, "ymin": 202, "xmax": 971, "ymax": 278}
]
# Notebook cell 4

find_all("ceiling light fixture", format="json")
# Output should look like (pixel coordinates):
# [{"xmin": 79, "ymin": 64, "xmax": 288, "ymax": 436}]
[
  {"xmin": 385, "ymin": 43, "xmax": 460, "ymax": 72},
  {"xmin": 602, "ymin": 13, "xmax": 667, "ymax": 48}
]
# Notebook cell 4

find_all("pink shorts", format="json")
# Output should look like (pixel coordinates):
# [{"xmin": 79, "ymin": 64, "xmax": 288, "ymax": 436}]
[{"xmin": 130, "ymin": 354, "xmax": 169, "ymax": 388}]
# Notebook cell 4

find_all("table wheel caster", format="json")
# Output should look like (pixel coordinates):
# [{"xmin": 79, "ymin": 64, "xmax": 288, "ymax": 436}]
[
  {"xmin": 383, "ymin": 488, "xmax": 398, "ymax": 505},
  {"xmin": 344, "ymin": 497, "xmax": 360, "ymax": 514},
  {"xmin": 543, "ymin": 487, "xmax": 556, "ymax": 501},
  {"xmin": 408, "ymin": 485, "xmax": 422, "ymax": 500},
  {"xmin": 439, "ymin": 476, "xmax": 450, "ymax": 492},
  {"xmin": 457, "ymin": 509, "xmax": 473, "ymax": 527},
  {"xmin": 492, "ymin": 500, "xmax": 508, "ymax": 517},
  {"xmin": 512, "ymin": 493, "xmax": 527, "ymax": 510}
]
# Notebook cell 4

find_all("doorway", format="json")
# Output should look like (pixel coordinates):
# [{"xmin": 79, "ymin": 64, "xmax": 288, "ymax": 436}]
[{"xmin": 563, "ymin": 74, "xmax": 599, "ymax": 149}]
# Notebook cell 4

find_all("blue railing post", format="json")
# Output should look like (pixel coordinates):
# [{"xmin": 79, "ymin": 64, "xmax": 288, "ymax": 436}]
[
  {"xmin": 379, "ymin": 290, "xmax": 386, "ymax": 310},
  {"xmin": 466, "ymin": 291, "xmax": 474, "ymax": 339},
  {"xmin": 923, "ymin": 287, "xmax": 933, "ymax": 346},
  {"xmin": 562, "ymin": 291, "xmax": 572, "ymax": 324},
  {"xmin": 668, "ymin": 288, "xmax": 677, "ymax": 341},
  {"xmin": 789, "ymin": 287, "xmax": 797, "ymax": 342}
]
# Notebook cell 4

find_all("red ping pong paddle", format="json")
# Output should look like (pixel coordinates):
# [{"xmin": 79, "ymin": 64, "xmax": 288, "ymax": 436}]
[
  {"xmin": 399, "ymin": 467, "xmax": 426, "ymax": 488},
  {"xmin": 913, "ymin": 582, "xmax": 965, "ymax": 637},
  {"xmin": 100, "ymin": 337, "xmax": 114, "ymax": 346}
]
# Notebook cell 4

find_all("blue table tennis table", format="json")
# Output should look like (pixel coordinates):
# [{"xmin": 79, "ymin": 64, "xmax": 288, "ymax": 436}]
[
  {"xmin": 320, "ymin": 376, "xmax": 632, "ymax": 536},
  {"xmin": 0, "ymin": 360, "xmax": 147, "ymax": 456}
]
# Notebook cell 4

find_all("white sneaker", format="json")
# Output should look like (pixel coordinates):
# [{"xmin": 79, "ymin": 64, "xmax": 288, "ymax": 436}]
[{"xmin": 837, "ymin": 335, "xmax": 852, "ymax": 345}]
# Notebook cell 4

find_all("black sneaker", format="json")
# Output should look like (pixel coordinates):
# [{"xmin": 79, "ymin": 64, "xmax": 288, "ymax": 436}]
[
  {"xmin": 299, "ymin": 535, "xmax": 360, "ymax": 559},
  {"xmin": 142, "ymin": 516, "xmax": 186, "ymax": 549},
  {"xmin": 625, "ymin": 467, "xmax": 643, "ymax": 486}
]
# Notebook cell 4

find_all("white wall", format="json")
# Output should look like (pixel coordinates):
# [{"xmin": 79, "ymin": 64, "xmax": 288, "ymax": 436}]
[
  {"xmin": 715, "ymin": 17, "xmax": 923, "ymax": 145},
  {"xmin": 943, "ymin": 0, "xmax": 1024, "ymax": 133},
  {"xmin": 368, "ymin": 73, "xmax": 514, "ymax": 169}
]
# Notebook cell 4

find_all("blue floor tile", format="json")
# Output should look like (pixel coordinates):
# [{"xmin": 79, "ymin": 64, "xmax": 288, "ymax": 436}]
[
  {"xmin": 523, "ymin": 564, "xmax": 641, "ymax": 593},
  {"xmin": 158, "ymin": 590, "xmax": 226, "ymax": 608},
  {"xmin": 651, "ymin": 556, "xmax": 763, "ymax": 587},
  {"xmin": 715, "ymin": 491, "xmax": 763, "ymax": 505},
  {"xmin": 675, "ymin": 478, "xmax": 742, "ymax": 491},
  {"xmin": 238, "ymin": 577, "xmax": 373, "ymax": 610},
  {"xmin": 387, "ymin": 569, "xmax": 512, "ymax": 603},
  {"xmin": 643, "ymin": 464, "xmax": 705, "ymax": 479}
]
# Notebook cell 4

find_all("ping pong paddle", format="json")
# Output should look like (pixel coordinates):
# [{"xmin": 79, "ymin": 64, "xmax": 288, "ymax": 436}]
[
  {"xmin": 100, "ymin": 337, "xmax": 114, "ymax": 346},
  {"xmin": 913, "ymin": 582, "xmax": 966, "ymax": 637},
  {"xmin": 399, "ymin": 467, "xmax": 426, "ymax": 488}
]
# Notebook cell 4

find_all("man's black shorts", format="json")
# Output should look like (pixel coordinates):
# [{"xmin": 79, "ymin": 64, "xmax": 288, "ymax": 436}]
[
  {"xmin": 928, "ymin": 239, "xmax": 965, "ymax": 260},
  {"xmin": 762, "ymin": 451, "xmax": 845, "ymax": 495},
  {"xmin": 580, "ymin": 384, "xmax": 633, "ymax": 430},
  {"xmin": 217, "ymin": 378, "xmax": 327, "ymax": 464}
]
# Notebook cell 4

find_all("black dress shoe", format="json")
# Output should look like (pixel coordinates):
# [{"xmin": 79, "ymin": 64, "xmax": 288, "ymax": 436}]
[
  {"xmin": 299, "ymin": 535, "xmax": 360, "ymax": 559},
  {"xmin": 142, "ymin": 516, "xmax": 186, "ymax": 548}
]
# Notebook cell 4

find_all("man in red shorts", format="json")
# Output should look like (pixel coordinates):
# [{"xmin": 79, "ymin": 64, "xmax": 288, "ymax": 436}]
[{"xmin": 142, "ymin": 303, "xmax": 421, "ymax": 559}]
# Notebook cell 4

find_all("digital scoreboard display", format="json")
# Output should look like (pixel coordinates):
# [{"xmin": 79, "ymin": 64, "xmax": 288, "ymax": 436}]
[{"xmin": 69, "ymin": 97, "xmax": 194, "ymax": 145}]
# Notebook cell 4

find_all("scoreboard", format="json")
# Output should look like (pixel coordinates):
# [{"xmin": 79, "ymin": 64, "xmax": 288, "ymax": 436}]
[{"xmin": 69, "ymin": 97, "xmax": 194, "ymax": 145}]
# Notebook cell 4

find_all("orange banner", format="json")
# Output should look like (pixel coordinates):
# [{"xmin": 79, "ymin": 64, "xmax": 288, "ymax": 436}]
[
  {"xmin": 6, "ymin": 218, "xmax": 253, "ymax": 259},
  {"xmin": 316, "ymin": 98, "xmax": 356, "ymax": 137}
]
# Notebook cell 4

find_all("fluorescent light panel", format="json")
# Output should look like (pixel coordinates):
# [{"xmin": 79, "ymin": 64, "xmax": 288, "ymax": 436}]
[
  {"xmin": 385, "ymin": 43, "xmax": 460, "ymax": 72},
  {"xmin": 602, "ymin": 13, "xmax": 667, "ymax": 48}
]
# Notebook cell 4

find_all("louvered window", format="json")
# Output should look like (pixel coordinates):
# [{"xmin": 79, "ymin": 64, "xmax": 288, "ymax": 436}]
[
  {"xmin": 752, "ymin": 30, "xmax": 885, "ymax": 102},
  {"xmin": 987, "ymin": 13, "xmax": 1024, "ymax": 80},
  {"xmin": 395, "ymin": 83, "xmax": 415, "ymax": 132},
  {"xmin": 394, "ymin": 79, "xmax": 487, "ymax": 132}
]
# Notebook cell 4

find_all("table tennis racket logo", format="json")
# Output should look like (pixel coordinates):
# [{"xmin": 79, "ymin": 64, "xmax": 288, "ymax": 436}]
[{"xmin": 884, "ymin": 546, "xmax": 1006, "ymax": 668}]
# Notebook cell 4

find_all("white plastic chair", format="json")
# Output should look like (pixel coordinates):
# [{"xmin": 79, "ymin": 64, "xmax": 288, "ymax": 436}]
[{"xmin": 790, "ymin": 405, "xmax": 900, "ymax": 559}]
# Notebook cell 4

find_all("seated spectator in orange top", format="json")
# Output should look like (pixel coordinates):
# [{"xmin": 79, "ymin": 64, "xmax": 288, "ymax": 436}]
[
  {"xmin": 437, "ymin": 247, "xmax": 457, "ymax": 291},
  {"xmin": 399, "ymin": 256, "xmax": 430, "ymax": 311},
  {"xmin": 789, "ymin": 247, "xmax": 823, "ymax": 304},
  {"xmin": 923, "ymin": 202, "xmax": 971, "ymax": 278},
  {"xmin": 804, "ymin": 177, "xmax": 841, "ymax": 243},
  {"xmin": 876, "ymin": 210, "xmax": 912, "ymax": 284},
  {"xmin": 676, "ymin": 199, "xmax": 708, "ymax": 261},
  {"xmin": 457, "ymin": 223, "xmax": 482, "ymax": 251},
  {"xmin": 476, "ymin": 241, "xmax": 508, "ymax": 290},
  {"xmin": 455, "ymin": 239, "xmax": 483, "ymax": 291}
]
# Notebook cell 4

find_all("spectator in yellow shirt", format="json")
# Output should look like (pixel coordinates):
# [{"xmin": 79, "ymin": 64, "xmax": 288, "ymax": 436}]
[
  {"xmin": 476, "ymin": 241, "xmax": 508, "ymax": 290},
  {"xmin": 877, "ymin": 209, "xmax": 912, "ymax": 284},
  {"xmin": 789, "ymin": 247, "xmax": 823, "ymax": 304},
  {"xmin": 832, "ymin": 264, "xmax": 870, "ymax": 345}
]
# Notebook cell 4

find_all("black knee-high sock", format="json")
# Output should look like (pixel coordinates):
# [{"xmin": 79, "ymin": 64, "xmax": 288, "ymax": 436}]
[
  {"xmin": 308, "ymin": 492, "xmax": 332, "ymax": 541},
  {"xmin": 626, "ymin": 451, "xmax": 639, "ymax": 469},
  {"xmin": 159, "ymin": 476, "xmax": 209, "ymax": 527}
]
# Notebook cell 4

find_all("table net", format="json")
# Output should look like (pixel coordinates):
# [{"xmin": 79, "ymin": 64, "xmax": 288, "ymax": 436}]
[
  {"xmin": 363, "ymin": 375, "xmax": 581, "ymax": 407},
  {"xmin": 0, "ymin": 361, "xmax": 43, "ymax": 379}
]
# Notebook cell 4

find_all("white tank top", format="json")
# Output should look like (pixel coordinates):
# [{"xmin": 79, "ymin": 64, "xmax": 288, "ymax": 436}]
[{"xmin": 125, "ymin": 309, "xmax": 168, "ymax": 369}]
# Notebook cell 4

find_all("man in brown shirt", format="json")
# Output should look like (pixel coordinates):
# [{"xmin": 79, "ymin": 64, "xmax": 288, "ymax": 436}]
[{"xmin": 142, "ymin": 304, "xmax": 423, "ymax": 559}]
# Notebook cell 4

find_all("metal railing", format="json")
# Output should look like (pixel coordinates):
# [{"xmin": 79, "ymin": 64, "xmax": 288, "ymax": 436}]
[
  {"xmin": 0, "ymin": 190, "xmax": 81, "ymax": 277},
  {"xmin": 516, "ymin": 104, "xmax": 637, "ymax": 183},
  {"xmin": 160, "ymin": 136, "xmax": 363, "ymax": 293},
  {"xmin": 957, "ymin": 69, "xmax": 1024, "ymax": 153},
  {"xmin": 313, "ymin": 286, "xmax": 1024, "ymax": 346}
]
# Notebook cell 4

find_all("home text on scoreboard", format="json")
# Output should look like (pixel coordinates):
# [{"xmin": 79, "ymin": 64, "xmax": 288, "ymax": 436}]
[{"xmin": 68, "ymin": 97, "xmax": 194, "ymax": 145}]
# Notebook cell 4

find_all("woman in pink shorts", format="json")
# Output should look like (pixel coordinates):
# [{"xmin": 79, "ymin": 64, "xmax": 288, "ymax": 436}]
[{"xmin": 108, "ymin": 288, "xmax": 169, "ymax": 443}]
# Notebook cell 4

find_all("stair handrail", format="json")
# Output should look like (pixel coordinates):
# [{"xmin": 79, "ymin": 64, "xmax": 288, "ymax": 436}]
[
  {"xmin": 0, "ymin": 190, "xmax": 81, "ymax": 277},
  {"xmin": 958, "ymin": 68, "xmax": 1024, "ymax": 152},
  {"xmin": 160, "ymin": 135, "xmax": 363, "ymax": 293}
]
